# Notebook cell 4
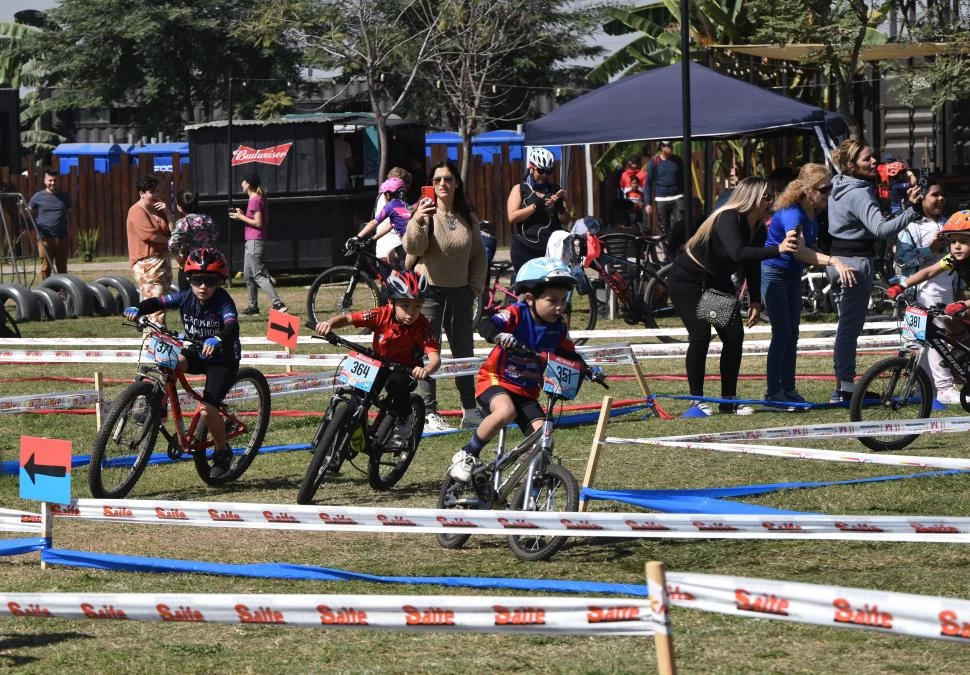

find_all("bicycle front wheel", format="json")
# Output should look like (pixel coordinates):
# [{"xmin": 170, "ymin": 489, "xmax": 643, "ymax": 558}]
[
  {"xmin": 850, "ymin": 355, "xmax": 932, "ymax": 452},
  {"xmin": 306, "ymin": 266, "xmax": 381, "ymax": 329},
  {"xmin": 297, "ymin": 401, "xmax": 353, "ymax": 504},
  {"xmin": 506, "ymin": 462, "xmax": 578, "ymax": 561},
  {"xmin": 89, "ymin": 381, "xmax": 161, "ymax": 498},
  {"xmin": 641, "ymin": 263, "xmax": 682, "ymax": 343},
  {"xmin": 194, "ymin": 367, "xmax": 272, "ymax": 486},
  {"xmin": 368, "ymin": 395, "xmax": 425, "ymax": 490}
]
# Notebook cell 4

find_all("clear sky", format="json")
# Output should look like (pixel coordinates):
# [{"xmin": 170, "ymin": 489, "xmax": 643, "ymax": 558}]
[{"xmin": 1, "ymin": 0, "xmax": 58, "ymax": 23}]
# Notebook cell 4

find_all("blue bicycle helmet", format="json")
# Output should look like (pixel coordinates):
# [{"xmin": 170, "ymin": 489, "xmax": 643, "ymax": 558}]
[{"xmin": 514, "ymin": 257, "xmax": 577, "ymax": 292}]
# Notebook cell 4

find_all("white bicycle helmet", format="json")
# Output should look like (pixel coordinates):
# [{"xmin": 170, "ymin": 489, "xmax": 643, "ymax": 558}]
[{"xmin": 527, "ymin": 147, "xmax": 556, "ymax": 172}]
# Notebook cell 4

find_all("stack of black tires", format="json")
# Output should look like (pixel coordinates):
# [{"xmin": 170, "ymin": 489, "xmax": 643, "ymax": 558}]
[{"xmin": 0, "ymin": 274, "xmax": 140, "ymax": 322}]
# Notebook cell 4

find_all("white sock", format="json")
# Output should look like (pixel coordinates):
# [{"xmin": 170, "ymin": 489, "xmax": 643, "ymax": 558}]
[{"xmin": 840, "ymin": 380, "xmax": 855, "ymax": 393}]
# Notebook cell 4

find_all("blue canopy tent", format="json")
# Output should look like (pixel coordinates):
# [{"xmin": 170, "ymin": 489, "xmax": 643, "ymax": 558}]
[{"xmin": 523, "ymin": 62, "xmax": 846, "ymax": 145}]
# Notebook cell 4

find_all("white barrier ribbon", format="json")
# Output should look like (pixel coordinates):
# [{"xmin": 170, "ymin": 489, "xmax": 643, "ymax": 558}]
[
  {"xmin": 630, "ymin": 334, "xmax": 899, "ymax": 358},
  {"xmin": 666, "ymin": 572, "xmax": 970, "ymax": 643},
  {"xmin": 605, "ymin": 436, "xmax": 970, "ymax": 471},
  {"xmin": 52, "ymin": 500, "xmax": 970, "ymax": 542},
  {"xmin": 0, "ymin": 509, "xmax": 42, "ymax": 534},
  {"xmin": 0, "ymin": 591, "xmax": 652, "ymax": 635}
]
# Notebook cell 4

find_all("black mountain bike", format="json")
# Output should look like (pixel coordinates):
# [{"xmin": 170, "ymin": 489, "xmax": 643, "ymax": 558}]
[
  {"xmin": 305, "ymin": 237, "xmax": 396, "ymax": 330},
  {"xmin": 851, "ymin": 300, "xmax": 970, "ymax": 452},
  {"xmin": 297, "ymin": 325, "xmax": 426, "ymax": 503},
  {"xmin": 436, "ymin": 348, "xmax": 608, "ymax": 561}
]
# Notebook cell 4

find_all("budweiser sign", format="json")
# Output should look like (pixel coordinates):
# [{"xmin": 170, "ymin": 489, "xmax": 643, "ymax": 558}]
[{"xmin": 231, "ymin": 142, "xmax": 292, "ymax": 166}]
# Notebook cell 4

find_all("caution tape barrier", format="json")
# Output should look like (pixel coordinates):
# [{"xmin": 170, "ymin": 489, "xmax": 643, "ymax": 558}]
[
  {"xmin": 38, "ymin": 499, "xmax": 970, "ymax": 542},
  {"xmin": 665, "ymin": 571, "xmax": 970, "ymax": 644},
  {"xmin": 0, "ymin": 591, "xmax": 652, "ymax": 635},
  {"xmin": 0, "ymin": 508, "xmax": 42, "ymax": 534}
]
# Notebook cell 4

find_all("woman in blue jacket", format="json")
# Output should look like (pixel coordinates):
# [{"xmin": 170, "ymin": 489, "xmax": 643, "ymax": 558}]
[{"xmin": 762, "ymin": 164, "xmax": 856, "ymax": 403}]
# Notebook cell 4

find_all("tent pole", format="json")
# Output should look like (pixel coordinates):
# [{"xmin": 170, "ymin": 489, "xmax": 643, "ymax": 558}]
[
  {"xmin": 679, "ymin": 0, "xmax": 692, "ymax": 219},
  {"xmin": 703, "ymin": 49, "xmax": 713, "ymax": 215},
  {"xmin": 584, "ymin": 144, "xmax": 594, "ymax": 217}
]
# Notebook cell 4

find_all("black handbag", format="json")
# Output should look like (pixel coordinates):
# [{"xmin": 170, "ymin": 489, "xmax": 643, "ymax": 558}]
[{"xmin": 696, "ymin": 287, "xmax": 740, "ymax": 328}]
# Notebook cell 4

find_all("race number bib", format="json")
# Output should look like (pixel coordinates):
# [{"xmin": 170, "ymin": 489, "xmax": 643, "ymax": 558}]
[
  {"xmin": 544, "ymin": 354, "xmax": 582, "ymax": 400},
  {"xmin": 148, "ymin": 335, "xmax": 181, "ymax": 369},
  {"xmin": 901, "ymin": 306, "xmax": 928, "ymax": 342},
  {"xmin": 338, "ymin": 352, "xmax": 382, "ymax": 392}
]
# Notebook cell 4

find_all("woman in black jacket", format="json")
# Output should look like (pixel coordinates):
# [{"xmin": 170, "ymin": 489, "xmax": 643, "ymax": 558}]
[{"xmin": 667, "ymin": 176, "xmax": 798, "ymax": 415}]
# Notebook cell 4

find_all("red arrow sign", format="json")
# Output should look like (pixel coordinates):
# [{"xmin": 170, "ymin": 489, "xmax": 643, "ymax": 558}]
[{"xmin": 267, "ymin": 309, "xmax": 299, "ymax": 348}]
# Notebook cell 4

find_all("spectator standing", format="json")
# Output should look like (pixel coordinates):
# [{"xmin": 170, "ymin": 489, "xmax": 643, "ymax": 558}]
[
  {"xmin": 713, "ymin": 163, "xmax": 742, "ymax": 212},
  {"xmin": 506, "ymin": 147, "xmax": 570, "ymax": 272},
  {"xmin": 623, "ymin": 176, "xmax": 646, "ymax": 228},
  {"xmin": 404, "ymin": 160, "xmax": 487, "ymax": 431},
  {"xmin": 761, "ymin": 164, "xmax": 855, "ymax": 403},
  {"xmin": 826, "ymin": 139, "xmax": 922, "ymax": 402},
  {"xmin": 229, "ymin": 173, "xmax": 287, "ymax": 315},
  {"xmin": 126, "ymin": 174, "xmax": 173, "ymax": 325},
  {"xmin": 28, "ymin": 167, "xmax": 71, "ymax": 279},
  {"xmin": 169, "ymin": 189, "xmax": 219, "ymax": 290},
  {"xmin": 645, "ymin": 140, "xmax": 685, "ymax": 240},
  {"xmin": 618, "ymin": 156, "xmax": 646, "ymax": 191},
  {"xmin": 894, "ymin": 179, "xmax": 957, "ymax": 402},
  {"xmin": 666, "ymin": 177, "xmax": 797, "ymax": 415}
]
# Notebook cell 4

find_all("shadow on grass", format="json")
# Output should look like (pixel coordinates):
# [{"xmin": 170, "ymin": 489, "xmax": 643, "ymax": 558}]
[{"xmin": 0, "ymin": 631, "xmax": 91, "ymax": 667}]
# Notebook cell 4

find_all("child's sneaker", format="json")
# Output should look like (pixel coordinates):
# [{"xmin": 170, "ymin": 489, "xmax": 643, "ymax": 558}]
[
  {"xmin": 272, "ymin": 299, "xmax": 288, "ymax": 313},
  {"xmin": 389, "ymin": 414, "xmax": 415, "ymax": 447},
  {"xmin": 424, "ymin": 412, "xmax": 453, "ymax": 433},
  {"xmin": 460, "ymin": 407, "xmax": 485, "ymax": 429},
  {"xmin": 449, "ymin": 450, "xmax": 479, "ymax": 482},
  {"xmin": 209, "ymin": 447, "xmax": 233, "ymax": 479}
]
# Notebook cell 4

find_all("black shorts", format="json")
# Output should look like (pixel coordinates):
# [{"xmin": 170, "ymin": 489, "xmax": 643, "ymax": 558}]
[
  {"xmin": 182, "ymin": 351, "xmax": 240, "ymax": 406},
  {"xmin": 477, "ymin": 386, "xmax": 544, "ymax": 431}
]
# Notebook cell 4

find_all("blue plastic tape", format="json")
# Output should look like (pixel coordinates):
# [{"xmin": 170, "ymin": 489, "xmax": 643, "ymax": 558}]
[{"xmin": 0, "ymin": 537, "xmax": 47, "ymax": 556}]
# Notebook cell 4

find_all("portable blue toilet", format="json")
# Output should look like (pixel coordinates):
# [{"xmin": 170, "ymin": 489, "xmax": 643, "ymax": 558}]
[
  {"xmin": 129, "ymin": 142, "xmax": 190, "ymax": 173},
  {"xmin": 52, "ymin": 143, "xmax": 125, "ymax": 173},
  {"xmin": 425, "ymin": 131, "xmax": 460, "ymax": 162},
  {"xmin": 472, "ymin": 129, "xmax": 525, "ymax": 163}
]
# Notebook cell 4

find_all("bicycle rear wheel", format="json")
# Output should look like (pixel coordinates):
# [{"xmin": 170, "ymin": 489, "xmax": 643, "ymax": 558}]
[
  {"xmin": 297, "ymin": 402, "xmax": 353, "ymax": 504},
  {"xmin": 641, "ymin": 263, "xmax": 682, "ymax": 343},
  {"xmin": 435, "ymin": 471, "xmax": 491, "ymax": 550},
  {"xmin": 506, "ymin": 462, "xmax": 578, "ymax": 561},
  {"xmin": 306, "ymin": 266, "xmax": 381, "ymax": 329},
  {"xmin": 194, "ymin": 368, "xmax": 272, "ymax": 486},
  {"xmin": 850, "ymin": 355, "xmax": 932, "ymax": 451},
  {"xmin": 89, "ymin": 381, "xmax": 161, "ymax": 498},
  {"xmin": 368, "ymin": 395, "xmax": 425, "ymax": 490}
]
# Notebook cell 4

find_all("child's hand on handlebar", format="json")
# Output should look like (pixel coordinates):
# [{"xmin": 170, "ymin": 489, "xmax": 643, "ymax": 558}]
[
  {"xmin": 886, "ymin": 284, "xmax": 906, "ymax": 300},
  {"xmin": 201, "ymin": 336, "xmax": 221, "ymax": 358},
  {"xmin": 315, "ymin": 321, "xmax": 331, "ymax": 336},
  {"xmin": 411, "ymin": 365, "xmax": 431, "ymax": 380},
  {"xmin": 123, "ymin": 307, "xmax": 140, "ymax": 322},
  {"xmin": 945, "ymin": 301, "xmax": 968, "ymax": 317},
  {"xmin": 495, "ymin": 332, "xmax": 522, "ymax": 350}
]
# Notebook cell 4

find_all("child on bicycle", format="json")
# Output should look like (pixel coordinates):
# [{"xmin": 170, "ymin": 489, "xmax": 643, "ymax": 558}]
[
  {"xmin": 123, "ymin": 247, "xmax": 241, "ymax": 479},
  {"xmin": 888, "ymin": 210, "xmax": 970, "ymax": 318},
  {"xmin": 349, "ymin": 177, "xmax": 411, "ymax": 268},
  {"xmin": 315, "ymin": 270, "xmax": 441, "ymax": 444},
  {"xmin": 449, "ymin": 257, "xmax": 583, "ymax": 482}
]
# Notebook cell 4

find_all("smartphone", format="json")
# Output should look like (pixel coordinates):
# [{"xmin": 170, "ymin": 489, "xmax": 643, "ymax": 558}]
[
  {"xmin": 917, "ymin": 167, "xmax": 930, "ymax": 196},
  {"xmin": 420, "ymin": 185, "xmax": 436, "ymax": 206},
  {"xmin": 794, "ymin": 223, "xmax": 803, "ymax": 239}
]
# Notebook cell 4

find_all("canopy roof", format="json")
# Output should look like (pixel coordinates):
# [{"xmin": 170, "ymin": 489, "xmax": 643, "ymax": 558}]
[{"xmin": 524, "ymin": 62, "xmax": 844, "ymax": 147}]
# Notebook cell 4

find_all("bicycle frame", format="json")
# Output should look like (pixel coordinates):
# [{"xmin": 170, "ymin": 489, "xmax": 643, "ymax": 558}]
[{"xmin": 901, "ymin": 308, "xmax": 970, "ymax": 383}]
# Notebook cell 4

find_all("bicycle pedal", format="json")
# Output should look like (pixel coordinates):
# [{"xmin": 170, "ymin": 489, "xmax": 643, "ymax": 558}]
[{"xmin": 454, "ymin": 497, "xmax": 484, "ymax": 508}]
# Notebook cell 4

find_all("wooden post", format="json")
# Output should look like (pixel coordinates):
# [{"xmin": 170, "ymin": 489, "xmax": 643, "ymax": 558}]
[
  {"xmin": 578, "ymin": 395, "xmax": 612, "ymax": 512},
  {"xmin": 39, "ymin": 502, "xmax": 52, "ymax": 571},
  {"xmin": 285, "ymin": 346, "xmax": 293, "ymax": 375},
  {"xmin": 629, "ymin": 346, "xmax": 652, "ymax": 399},
  {"xmin": 94, "ymin": 371, "xmax": 104, "ymax": 431},
  {"xmin": 646, "ymin": 561, "xmax": 676, "ymax": 675}
]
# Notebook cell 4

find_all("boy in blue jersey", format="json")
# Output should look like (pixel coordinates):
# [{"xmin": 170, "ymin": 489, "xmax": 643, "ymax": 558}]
[
  {"xmin": 449, "ymin": 257, "xmax": 582, "ymax": 482},
  {"xmin": 124, "ymin": 247, "xmax": 241, "ymax": 478}
]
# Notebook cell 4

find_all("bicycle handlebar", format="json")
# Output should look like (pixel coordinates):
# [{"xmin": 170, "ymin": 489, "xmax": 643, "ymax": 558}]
[
  {"xmin": 304, "ymin": 321, "xmax": 414, "ymax": 376},
  {"xmin": 125, "ymin": 317, "xmax": 205, "ymax": 350},
  {"xmin": 505, "ymin": 344, "xmax": 609, "ymax": 389}
]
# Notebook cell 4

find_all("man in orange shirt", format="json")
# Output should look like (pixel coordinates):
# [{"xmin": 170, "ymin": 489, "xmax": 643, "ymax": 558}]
[{"xmin": 126, "ymin": 174, "xmax": 173, "ymax": 324}]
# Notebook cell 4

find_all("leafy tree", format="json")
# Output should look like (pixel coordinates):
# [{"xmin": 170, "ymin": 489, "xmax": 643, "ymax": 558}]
[{"xmin": 23, "ymin": 0, "xmax": 301, "ymax": 137}]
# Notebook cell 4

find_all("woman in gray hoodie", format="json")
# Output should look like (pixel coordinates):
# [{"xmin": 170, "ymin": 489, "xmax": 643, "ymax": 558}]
[{"xmin": 826, "ymin": 139, "xmax": 923, "ymax": 402}]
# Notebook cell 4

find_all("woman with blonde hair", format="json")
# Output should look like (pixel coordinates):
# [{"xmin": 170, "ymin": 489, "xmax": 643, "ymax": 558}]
[
  {"xmin": 826, "ymin": 139, "xmax": 922, "ymax": 402},
  {"xmin": 762, "ymin": 164, "xmax": 855, "ymax": 403},
  {"xmin": 667, "ymin": 176, "xmax": 798, "ymax": 415}
]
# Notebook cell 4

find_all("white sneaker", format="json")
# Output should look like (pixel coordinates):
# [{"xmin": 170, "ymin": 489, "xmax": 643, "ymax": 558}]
[
  {"xmin": 449, "ymin": 450, "xmax": 480, "ymax": 482},
  {"xmin": 689, "ymin": 401, "xmax": 715, "ymax": 416},
  {"xmin": 424, "ymin": 412, "xmax": 454, "ymax": 433},
  {"xmin": 936, "ymin": 387, "xmax": 962, "ymax": 405},
  {"xmin": 460, "ymin": 407, "xmax": 485, "ymax": 429},
  {"xmin": 733, "ymin": 404, "xmax": 756, "ymax": 416}
]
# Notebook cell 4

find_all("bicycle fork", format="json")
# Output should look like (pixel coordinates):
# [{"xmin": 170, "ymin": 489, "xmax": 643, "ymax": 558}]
[{"xmin": 520, "ymin": 419, "xmax": 554, "ymax": 510}]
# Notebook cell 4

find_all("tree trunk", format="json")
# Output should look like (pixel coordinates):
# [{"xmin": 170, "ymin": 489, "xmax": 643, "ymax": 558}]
[
  {"xmin": 377, "ymin": 116, "xmax": 389, "ymax": 183},
  {"xmin": 459, "ymin": 132, "xmax": 473, "ymax": 185}
]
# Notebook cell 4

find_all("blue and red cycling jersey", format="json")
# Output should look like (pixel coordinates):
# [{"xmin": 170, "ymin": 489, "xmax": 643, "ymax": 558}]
[
  {"xmin": 141, "ymin": 288, "xmax": 241, "ymax": 363},
  {"xmin": 475, "ymin": 302, "xmax": 576, "ymax": 399}
]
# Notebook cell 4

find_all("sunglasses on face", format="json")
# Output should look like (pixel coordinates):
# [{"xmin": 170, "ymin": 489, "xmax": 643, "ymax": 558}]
[
  {"xmin": 534, "ymin": 166, "xmax": 555, "ymax": 176},
  {"xmin": 432, "ymin": 175, "xmax": 455, "ymax": 184},
  {"xmin": 190, "ymin": 275, "xmax": 220, "ymax": 288},
  {"xmin": 762, "ymin": 192, "xmax": 775, "ymax": 202},
  {"xmin": 815, "ymin": 184, "xmax": 833, "ymax": 195}
]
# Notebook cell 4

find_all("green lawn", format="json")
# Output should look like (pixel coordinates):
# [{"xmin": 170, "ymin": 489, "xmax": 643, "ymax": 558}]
[{"xmin": 2, "ymin": 286, "xmax": 969, "ymax": 673}]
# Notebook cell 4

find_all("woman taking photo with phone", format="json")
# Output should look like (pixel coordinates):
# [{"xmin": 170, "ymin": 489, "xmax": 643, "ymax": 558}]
[
  {"xmin": 761, "ymin": 164, "xmax": 855, "ymax": 404},
  {"xmin": 826, "ymin": 139, "xmax": 922, "ymax": 402},
  {"xmin": 404, "ymin": 160, "xmax": 487, "ymax": 432},
  {"xmin": 506, "ymin": 147, "xmax": 570, "ymax": 272},
  {"xmin": 666, "ymin": 176, "xmax": 798, "ymax": 416}
]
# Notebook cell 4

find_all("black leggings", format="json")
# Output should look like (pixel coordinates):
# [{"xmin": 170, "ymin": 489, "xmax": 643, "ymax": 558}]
[
  {"xmin": 666, "ymin": 260, "xmax": 744, "ymax": 399},
  {"xmin": 510, "ymin": 238, "xmax": 546, "ymax": 274}
]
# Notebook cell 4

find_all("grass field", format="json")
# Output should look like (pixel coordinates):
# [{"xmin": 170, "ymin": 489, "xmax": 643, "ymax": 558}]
[{"xmin": 2, "ymin": 270, "xmax": 970, "ymax": 673}]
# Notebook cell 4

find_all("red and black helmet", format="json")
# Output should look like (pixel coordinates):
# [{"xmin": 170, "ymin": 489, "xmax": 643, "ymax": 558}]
[
  {"xmin": 386, "ymin": 270, "xmax": 428, "ymax": 300},
  {"xmin": 184, "ymin": 247, "xmax": 229, "ymax": 279}
]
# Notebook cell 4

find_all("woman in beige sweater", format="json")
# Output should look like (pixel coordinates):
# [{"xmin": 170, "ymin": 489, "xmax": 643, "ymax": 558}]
[{"xmin": 404, "ymin": 160, "xmax": 487, "ymax": 431}]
